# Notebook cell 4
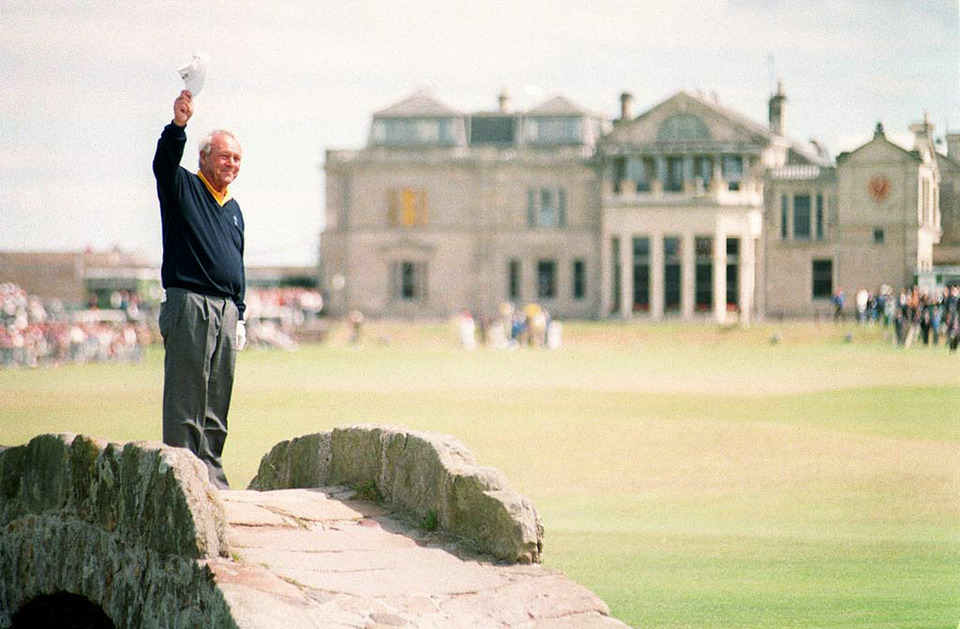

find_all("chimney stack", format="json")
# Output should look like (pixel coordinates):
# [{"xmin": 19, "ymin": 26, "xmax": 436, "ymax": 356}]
[
  {"xmin": 768, "ymin": 80, "xmax": 786, "ymax": 136},
  {"xmin": 909, "ymin": 111, "xmax": 934, "ymax": 150},
  {"xmin": 947, "ymin": 132, "xmax": 960, "ymax": 159},
  {"xmin": 620, "ymin": 92, "xmax": 634, "ymax": 122},
  {"xmin": 497, "ymin": 90, "xmax": 511, "ymax": 113}
]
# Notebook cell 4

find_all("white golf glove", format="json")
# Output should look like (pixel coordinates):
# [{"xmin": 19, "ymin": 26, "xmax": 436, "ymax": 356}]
[{"xmin": 236, "ymin": 320, "xmax": 247, "ymax": 351}]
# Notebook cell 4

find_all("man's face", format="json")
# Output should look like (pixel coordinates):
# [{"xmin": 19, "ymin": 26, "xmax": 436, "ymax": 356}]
[{"xmin": 199, "ymin": 133, "xmax": 242, "ymax": 192}]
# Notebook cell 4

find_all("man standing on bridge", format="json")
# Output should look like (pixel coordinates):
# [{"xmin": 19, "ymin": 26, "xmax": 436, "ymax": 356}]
[{"xmin": 153, "ymin": 89, "xmax": 246, "ymax": 489}]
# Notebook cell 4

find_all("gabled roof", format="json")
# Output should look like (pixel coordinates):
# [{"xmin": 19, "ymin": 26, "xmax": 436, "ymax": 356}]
[
  {"xmin": 374, "ymin": 90, "xmax": 463, "ymax": 118},
  {"xmin": 680, "ymin": 91, "xmax": 772, "ymax": 139},
  {"xmin": 606, "ymin": 90, "xmax": 832, "ymax": 166},
  {"xmin": 526, "ymin": 95, "xmax": 598, "ymax": 117},
  {"xmin": 603, "ymin": 91, "xmax": 770, "ymax": 149},
  {"xmin": 836, "ymin": 130, "xmax": 922, "ymax": 164}
]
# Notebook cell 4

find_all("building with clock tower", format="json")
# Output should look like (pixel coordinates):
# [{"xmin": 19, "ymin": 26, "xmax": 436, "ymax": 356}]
[
  {"xmin": 763, "ymin": 116, "xmax": 946, "ymax": 317},
  {"xmin": 321, "ymin": 86, "xmax": 959, "ymax": 321}
]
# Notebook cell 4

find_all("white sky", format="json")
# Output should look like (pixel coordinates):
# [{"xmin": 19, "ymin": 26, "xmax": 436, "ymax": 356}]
[{"xmin": 1, "ymin": 0, "xmax": 958, "ymax": 266}]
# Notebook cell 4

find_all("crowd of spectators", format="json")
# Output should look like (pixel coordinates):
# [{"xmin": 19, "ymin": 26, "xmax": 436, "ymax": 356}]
[
  {"xmin": 455, "ymin": 302, "xmax": 562, "ymax": 350},
  {"xmin": 0, "ymin": 284, "xmax": 150, "ymax": 369},
  {"xmin": 0, "ymin": 283, "xmax": 329, "ymax": 367},
  {"xmin": 243, "ymin": 287, "xmax": 324, "ymax": 349},
  {"xmin": 839, "ymin": 284, "xmax": 960, "ymax": 350}
]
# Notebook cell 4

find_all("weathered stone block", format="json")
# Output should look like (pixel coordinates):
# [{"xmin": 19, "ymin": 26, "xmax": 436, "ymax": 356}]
[
  {"xmin": 330, "ymin": 425, "xmax": 384, "ymax": 488},
  {"xmin": 248, "ymin": 433, "xmax": 332, "ymax": 490},
  {"xmin": 379, "ymin": 430, "xmax": 448, "ymax": 517},
  {"xmin": 68, "ymin": 434, "xmax": 107, "ymax": 522},
  {"xmin": 20, "ymin": 433, "xmax": 72, "ymax": 515},
  {"xmin": 249, "ymin": 425, "xmax": 544, "ymax": 563}
]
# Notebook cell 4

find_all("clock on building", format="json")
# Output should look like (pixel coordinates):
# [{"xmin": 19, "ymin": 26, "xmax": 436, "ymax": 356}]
[{"xmin": 868, "ymin": 175, "xmax": 890, "ymax": 202}]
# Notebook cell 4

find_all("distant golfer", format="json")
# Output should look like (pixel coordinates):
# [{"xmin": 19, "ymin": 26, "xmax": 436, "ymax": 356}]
[{"xmin": 153, "ymin": 89, "xmax": 246, "ymax": 489}]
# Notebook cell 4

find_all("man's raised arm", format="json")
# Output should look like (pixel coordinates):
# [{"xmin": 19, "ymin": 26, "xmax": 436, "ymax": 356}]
[{"xmin": 153, "ymin": 90, "xmax": 193, "ymax": 184}]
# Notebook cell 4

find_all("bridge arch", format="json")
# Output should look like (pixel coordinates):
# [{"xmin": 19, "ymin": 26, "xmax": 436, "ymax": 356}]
[{"xmin": 0, "ymin": 434, "xmax": 235, "ymax": 628}]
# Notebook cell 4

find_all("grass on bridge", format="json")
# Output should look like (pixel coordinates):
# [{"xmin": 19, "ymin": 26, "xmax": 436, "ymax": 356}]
[{"xmin": 2, "ymin": 320, "xmax": 958, "ymax": 628}]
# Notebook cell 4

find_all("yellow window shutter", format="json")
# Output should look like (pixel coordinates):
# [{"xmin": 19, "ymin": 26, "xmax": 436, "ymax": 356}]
[{"xmin": 402, "ymin": 188, "xmax": 417, "ymax": 227}]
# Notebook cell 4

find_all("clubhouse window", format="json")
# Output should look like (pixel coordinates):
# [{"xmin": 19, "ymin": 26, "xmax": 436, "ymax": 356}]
[
  {"xmin": 780, "ymin": 194, "xmax": 788, "ymax": 239},
  {"xmin": 726, "ymin": 238, "xmax": 740, "ymax": 308},
  {"xmin": 524, "ymin": 116, "xmax": 583, "ymax": 145},
  {"xmin": 572, "ymin": 259, "xmax": 586, "ymax": 300},
  {"xmin": 816, "ymin": 194, "xmax": 824, "ymax": 240},
  {"xmin": 695, "ymin": 236, "xmax": 713, "ymax": 311},
  {"xmin": 388, "ymin": 188, "xmax": 428, "ymax": 227},
  {"xmin": 527, "ymin": 187, "xmax": 567, "ymax": 228},
  {"xmin": 469, "ymin": 116, "xmax": 516, "ymax": 145},
  {"xmin": 632, "ymin": 237, "xmax": 650, "ymax": 312},
  {"xmin": 372, "ymin": 117, "xmax": 458, "ymax": 146},
  {"xmin": 722, "ymin": 156, "xmax": 743, "ymax": 191},
  {"xmin": 537, "ymin": 260, "xmax": 557, "ymax": 300},
  {"xmin": 781, "ymin": 193, "xmax": 824, "ymax": 241},
  {"xmin": 873, "ymin": 228, "xmax": 885, "ymax": 244},
  {"xmin": 508, "ymin": 259, "xmax": 521, "ymax": 301},
  {"xmin": 630, "ymin": 156, "xmax": 656, "ymax": 192},
  {"xmin": 812, "ymin": 259, "xmax": 833, "ymax": 299},
  {"xmin": 391, "ymin": 261, "xmax": 427, "ymax": 302},
  {"xmin": 793, "ymin": 194, "xmax": 811, "ymax": 240}
]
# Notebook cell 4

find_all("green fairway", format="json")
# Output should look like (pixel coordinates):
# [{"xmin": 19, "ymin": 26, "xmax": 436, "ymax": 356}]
[{"xmin": 2, "ymin": 320, "xmax": 958, "ymax": 628}]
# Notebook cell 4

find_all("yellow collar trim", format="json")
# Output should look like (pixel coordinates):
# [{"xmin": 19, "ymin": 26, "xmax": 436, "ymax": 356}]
[{"xmin": 196, "ymin": 171, "xmax": 232, "ymax": 206}]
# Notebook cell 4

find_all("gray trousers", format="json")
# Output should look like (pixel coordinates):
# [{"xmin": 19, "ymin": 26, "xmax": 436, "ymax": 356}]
[{"xmin": 159, "ymin": 288, "xmax": 238, "ymax": 489}]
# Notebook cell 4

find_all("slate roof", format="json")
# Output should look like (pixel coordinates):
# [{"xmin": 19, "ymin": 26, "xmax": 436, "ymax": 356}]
[
  {"xmin": 526, "ymin": 95, "xmax": 600, "ymax": 117},
  {"xmin": 836, "ymin": 131, "xmax": 922, "ymax": 163},
  {"xmin": 374, "ymin": 90, "xmax": 463, "ymax": 118}
]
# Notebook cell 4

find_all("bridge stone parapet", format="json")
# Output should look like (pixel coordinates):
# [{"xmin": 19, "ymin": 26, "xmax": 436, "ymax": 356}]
[
  {"xmin": 0, "ymin": 433, "xmax": 234, "ymax": 628},
  {"xmin": 249, "ymin": 425, "xmax": 544, "ymax": 564},
  {"xmin": 1, "ymin": 429, "xmax": 626, "ymax": 627}
]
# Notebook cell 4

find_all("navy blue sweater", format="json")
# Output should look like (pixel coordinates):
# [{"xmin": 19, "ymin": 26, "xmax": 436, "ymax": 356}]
[{"xmin": 153, "ymin": 123, "xmax": 245, "ymax": 319}]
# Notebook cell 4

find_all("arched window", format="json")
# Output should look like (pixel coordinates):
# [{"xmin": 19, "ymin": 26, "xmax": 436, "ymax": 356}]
[{"xmin": 657, "ymin": 114, "xmax": 711, "ymax": 141}]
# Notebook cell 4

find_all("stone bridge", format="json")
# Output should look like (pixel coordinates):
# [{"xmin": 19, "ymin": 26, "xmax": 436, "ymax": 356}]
[{"xmin": 0, "ymin": 426, "xmax": 628, "ymax": 628}]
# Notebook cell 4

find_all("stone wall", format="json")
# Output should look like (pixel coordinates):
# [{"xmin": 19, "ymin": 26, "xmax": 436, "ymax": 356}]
[
  {"xmin": 249, "ymin": 425, "xmax": 544, "ymax": 564},
  {"xmin": 0, "ymin": 434, "xmax": 234, "ymax": 629}
]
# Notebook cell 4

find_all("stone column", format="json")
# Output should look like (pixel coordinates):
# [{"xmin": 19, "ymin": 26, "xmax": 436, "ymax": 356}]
[
  {"xmin": 682, "ymin": 231, "xmax": 696, "ymax": 319},
  {"xmin": 651, "ymin": 233, "xmax": 664, "ymax": 320},
  {"xmin": 711, "ymin": 156, "xmax": 723, "ymax": 193},
  {"xmin": 682, "ymin": 156, "xmax": 694, "ymax": 194},
  {"xmin": 713, "ymin": 231, "xmax": 727, "ymax": 324},
  {"xmin": 738, "ymin": 234, "xmax": 756, "ymax": 326},
  {"xmin": 754, "ymin": 231, "xmax": 766, "ymax": 322},
  {"xmin": 600, "ymin": 230, "xmax": 612, "ymax": 317},
  {"xmin": 784, "ymin": 193, "xmax": 792, "ymax": 240},
  {"xmin": 653, "ymin": 157, "xmax": 666, "ymax": 195},
  {"xmin": 619, "ymin": 232, "xmax": 633, "ymax": 319}
]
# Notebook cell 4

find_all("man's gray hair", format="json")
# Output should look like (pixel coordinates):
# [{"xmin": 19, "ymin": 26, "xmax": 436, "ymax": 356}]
[{"xmin": 198, "ymin": 129, "xmax": 240, "ymax": 166}]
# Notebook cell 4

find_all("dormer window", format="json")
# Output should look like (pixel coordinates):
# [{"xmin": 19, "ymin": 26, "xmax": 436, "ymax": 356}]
[
  {"xmin": 470, "ymin": 116, "xmax": 516, "ymax": 145},
  {"xmin": 371, "ymin": 117, "xmax": 458, "ymax": 146},
  {"xmin": 524, "ymin": 116, "xmax": 583, "ymax": 145}
]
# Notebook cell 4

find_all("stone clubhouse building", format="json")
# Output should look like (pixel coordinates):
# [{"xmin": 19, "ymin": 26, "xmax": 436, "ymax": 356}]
[{"xmin": 321, "ymin": 85, "xmax": 960, "ymax": 322}]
